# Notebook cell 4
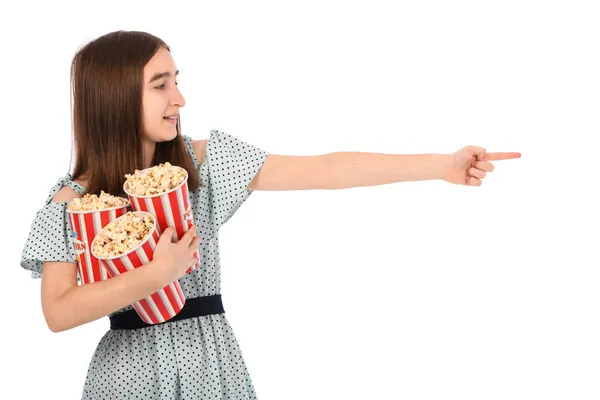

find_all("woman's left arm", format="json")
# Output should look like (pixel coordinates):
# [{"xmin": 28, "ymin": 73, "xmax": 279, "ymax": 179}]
[{"xmin": 248, "ymin": 146, "xmax": 521, "ymax": 191}]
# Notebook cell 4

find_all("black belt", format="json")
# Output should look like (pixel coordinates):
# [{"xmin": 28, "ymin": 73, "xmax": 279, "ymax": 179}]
[{"xmin": 109, "ymin": 294, "xmax": 225, "ymax": 330}]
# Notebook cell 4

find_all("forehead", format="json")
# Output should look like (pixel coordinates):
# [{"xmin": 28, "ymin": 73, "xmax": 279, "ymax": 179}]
[{"xmin": 143, "ymin": 47, "xmax": 177, "ymax": 77}]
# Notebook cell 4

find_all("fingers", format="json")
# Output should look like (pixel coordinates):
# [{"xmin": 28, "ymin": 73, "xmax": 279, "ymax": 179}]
[
  {"xmin": 189, "ymin": 235, "xmax": 201, "ymax": 251},
  {"xmin": 472, "ymin": 146, "xmax": 486, "ymax": 161},
  {"xmin": 486, "ymin": 152, "xmax": 522, "ymax": 161},
  {"xmin": 189, "ymin": 257, "xmax": 199, "ymax": 266},
  {"xmin": 469, "ymin": 159, "xmax": 495, "ymax": 183},
  {"xmin": 160, "ymin": 225, "xmax": 198, "ymax": 246},
  {"xmin": 466, "ymin": 176, "xmax": 482, "ymax": 186},
  {"xmin": 180, "ymin": 224, "xmax": 197, "ymax": 246},
  {"xmin": 472, "ymin": 160, "xmax": 495, "ymax": 172},
  {"xmin": 158, "ymin": 226, "xmax": 176, "ymax": 243},
  {"xmin": 467, "ymin": 167, "xmax": 486, "ymax": 179}
]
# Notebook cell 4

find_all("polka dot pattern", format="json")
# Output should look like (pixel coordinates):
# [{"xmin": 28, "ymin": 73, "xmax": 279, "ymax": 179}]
[
  {"xmin": 20, "ymin": 176, "xmax": 86, "ymax": 282},
  {"xmin": 20, "ymin": 129, "xmax": 270, "ymax": 399}
]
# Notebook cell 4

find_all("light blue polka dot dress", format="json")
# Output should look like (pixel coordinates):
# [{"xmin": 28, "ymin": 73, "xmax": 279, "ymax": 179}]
[{"xmin": 20, "ymin": 129, "xmax": 270, "ymax": 399}]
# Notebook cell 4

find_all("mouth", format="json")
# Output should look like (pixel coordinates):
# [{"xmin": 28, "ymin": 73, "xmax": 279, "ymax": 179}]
[{"xmin": 163, "ymin": 116, "xmax": 178, "ymax": 125}]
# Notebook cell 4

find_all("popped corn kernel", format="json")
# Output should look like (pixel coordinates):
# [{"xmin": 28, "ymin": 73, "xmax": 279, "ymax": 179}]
[
  {"xmin": 124, "ymin": 162, "xmax": 187, "ymax": 196},
  {"xmin": 67, "ymin": 191, "xmax": 129, "ymax": 211},
  {"xmin": 92, "ymin": 212, "xmax": 155, "ymax": 258}
]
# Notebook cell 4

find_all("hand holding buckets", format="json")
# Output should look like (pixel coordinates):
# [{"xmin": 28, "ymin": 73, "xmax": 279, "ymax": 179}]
[
  {"xmin": 66, "ymin": 163, "xmax": 200, "ymax": 325},
  {"xmin": 91, "ymin": 211, "xmax": 186, "ymax": 324}
]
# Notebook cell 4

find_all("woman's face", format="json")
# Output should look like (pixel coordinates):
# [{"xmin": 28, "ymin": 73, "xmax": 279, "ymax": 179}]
[{"xmin": 142, "ymin": 47, "xmax": 186, "ymax": 143}]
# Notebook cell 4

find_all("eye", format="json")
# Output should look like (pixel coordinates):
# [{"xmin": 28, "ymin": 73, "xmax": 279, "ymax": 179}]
[{"xmin": 156, "ymin": 82, "xmax": 179, "ymax": 90}]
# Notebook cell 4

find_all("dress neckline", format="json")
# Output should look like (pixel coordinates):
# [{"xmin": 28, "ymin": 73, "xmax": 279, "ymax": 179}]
[{"xmin": 65, "ymin": 173, "xmax": 88, "ymax": 194}]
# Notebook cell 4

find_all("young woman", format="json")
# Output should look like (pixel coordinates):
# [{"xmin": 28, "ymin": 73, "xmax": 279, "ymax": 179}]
[{"xmin": 20, "ymin": 30, "xmax": 521, "ymax": 399}]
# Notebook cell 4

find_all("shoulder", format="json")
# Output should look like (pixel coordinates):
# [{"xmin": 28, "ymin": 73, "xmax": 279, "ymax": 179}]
[
  {"xmin": 191, "ymin": 139, "xmax": 208, "ymax": 165},
  {"xmin": 50, "ymin": 178, "xmax": 87, "ymax": 203},
  {"xmin": 51, "ymin": 186, "xmax": 82, "ymax": 203}
]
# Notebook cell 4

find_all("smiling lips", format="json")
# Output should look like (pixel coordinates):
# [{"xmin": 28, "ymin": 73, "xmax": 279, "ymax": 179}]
[{"xmin": 164, "ymin": 115, "xmax": 178, "ymax": 124}]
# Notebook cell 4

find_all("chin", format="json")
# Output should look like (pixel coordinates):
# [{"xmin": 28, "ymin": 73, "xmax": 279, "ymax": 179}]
[
  {"xmin": 154, "ymin": 130, "xmax": 178, "ymax": 143},
  {"xmin": 165, "ymin": 130, "xmax": 179, "ymax": 141}
]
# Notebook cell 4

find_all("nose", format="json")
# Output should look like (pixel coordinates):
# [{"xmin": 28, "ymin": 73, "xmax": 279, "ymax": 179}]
[{"xmin": 173, "ymin": 87, "xmax": 186, "ymax": 108}]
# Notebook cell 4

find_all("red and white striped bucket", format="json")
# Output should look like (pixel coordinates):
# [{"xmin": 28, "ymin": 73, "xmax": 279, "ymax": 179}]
[
  {"xmin": 66, "ymin": 203, "xmax": 131, "ymax": 284},
  {"xmin": 91, "ymin": 211, "xmax": 186, "ymax": 324},
  {"xmin": 124, "ymin": 168, "xmax": 200, "ymax": 274}
]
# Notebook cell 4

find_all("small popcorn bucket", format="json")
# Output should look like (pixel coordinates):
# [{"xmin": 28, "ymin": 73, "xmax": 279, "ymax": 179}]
[
  {"xmin": 66, "ymin": 202, "xmax": 131, "ymax": 284},
  {"xmin": 91, "ymin": 211, "xmax": 186, "ymax": 324},
  {"xmin": 124, "ymin": 167, "xmax": 200, "ymax": 273}
]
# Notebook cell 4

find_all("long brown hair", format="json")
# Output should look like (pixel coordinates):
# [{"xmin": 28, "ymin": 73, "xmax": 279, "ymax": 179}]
[{"xmin": 69, "ymin": 30, "xmax": 202, "ymax": 197}]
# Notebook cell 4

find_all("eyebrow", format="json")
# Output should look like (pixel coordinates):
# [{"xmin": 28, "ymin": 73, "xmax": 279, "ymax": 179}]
[{"xmin": 148, "ymin": 70, "xmax": 179, "ymax": 84}]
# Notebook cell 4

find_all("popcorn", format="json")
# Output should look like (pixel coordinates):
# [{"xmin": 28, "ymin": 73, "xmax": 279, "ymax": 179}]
[
  {"xmin": 92, "ymin": 212, "xmax": 155, "ymax": 258},
  {"xmin": 90, "ymin": 211, "xmax": 185, "ymax": 324},
  {"xmin": 124, "ymin": 162, "xmax": 187, "ymax": 196},
  {"xmin": 124, "ymin": 161, "xmax": 199, "ymax": 273},
  {"xmin": 67, "ymin": 191, "xmax": 129, "ymax": 211},
  {"xmin": 66, "ymin": 193, "xmax": 131, "ymax": 284}
]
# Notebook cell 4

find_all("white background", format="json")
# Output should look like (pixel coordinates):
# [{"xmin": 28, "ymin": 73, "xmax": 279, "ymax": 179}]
[{"xmin": 2, "ymin": 1, "xmax": 599, "ymax": 399}]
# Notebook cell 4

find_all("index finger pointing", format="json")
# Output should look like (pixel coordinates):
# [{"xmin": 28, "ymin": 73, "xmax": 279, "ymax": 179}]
[{"xmin": 484, "ymin": 152, "xmax": 522, "ymax": 161}]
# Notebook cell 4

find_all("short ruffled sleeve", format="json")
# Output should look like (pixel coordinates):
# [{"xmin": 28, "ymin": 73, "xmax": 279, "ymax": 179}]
[
  {"xmin": 183, "ymin": 129, "xmax": 270, "ymax": 242},
  {"xmin": 20, "ymin": 175, "xmax": 85, "ymax": 279}
]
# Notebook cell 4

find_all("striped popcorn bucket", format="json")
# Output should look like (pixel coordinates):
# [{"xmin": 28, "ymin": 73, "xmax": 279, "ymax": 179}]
[
  {"xmin": 123, "ymin": 168, "xmax": 200, "ymax": 274},
  {"xmin": 91, "ymin": 211, "xmax": 186, "ymax": 324},
  {"xmin": 66, "ymin": 202, "xmax": 131, "ymax": 284}
]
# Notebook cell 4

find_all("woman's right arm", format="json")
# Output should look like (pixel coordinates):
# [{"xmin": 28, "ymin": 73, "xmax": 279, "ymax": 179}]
[
  {"xmin": 42, "ymin": 259, "xmax": 167, "ymax": 333},
  {"xmin": 41, "ymin": 186, "xmax": 200, "ymax": 333}
]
